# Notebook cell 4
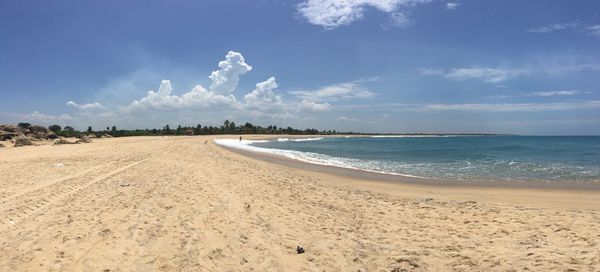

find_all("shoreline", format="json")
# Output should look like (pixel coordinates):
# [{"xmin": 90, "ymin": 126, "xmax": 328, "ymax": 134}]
[
  {"xmin": 214, "ymin": 137, "xmax": 600, "ymax": 210},
  {"xmin": 216, "ymin": 136, "xmax": 600, "ymax": 192}
]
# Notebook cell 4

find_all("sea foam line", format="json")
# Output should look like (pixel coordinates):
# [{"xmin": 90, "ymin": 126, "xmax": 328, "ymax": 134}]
[{"xmin": 214, "ymin": 138, "xmax": 427, "ymax": 179}]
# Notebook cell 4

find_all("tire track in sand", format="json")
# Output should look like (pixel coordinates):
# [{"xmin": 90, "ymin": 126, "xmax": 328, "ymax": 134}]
[
  {"xmin": 0, "ymin": 157, "xmax": 136, "ymax": 205},
  {"xmin": 0, "ymin": 156, "xmax": 152, "ymax": 230}
]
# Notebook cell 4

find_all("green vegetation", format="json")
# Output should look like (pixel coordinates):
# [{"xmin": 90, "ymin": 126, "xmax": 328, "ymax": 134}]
[
  {"xmin": 18, "ymin": 123, "xmax": 31, "ymax": 129},
  {"xmin": 48, "ymin": 125, "xmax": 62, "ymax": 133},
  {"xmin": 46, "ymin": 120, "xmax": 349, "ymax": 138},
  {"xmin": 45, "ymin": 121, "xmax": 504, "ymax": 138}
]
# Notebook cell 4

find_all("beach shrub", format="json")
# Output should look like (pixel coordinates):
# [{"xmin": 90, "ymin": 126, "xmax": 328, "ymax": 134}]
[
  {"xmin": 48, "ymin": 125, "xmax": 61, "ymax": 133},
  {"xmin": 17, "ymin": 123, "xmax": 31, "ymax": 129}
]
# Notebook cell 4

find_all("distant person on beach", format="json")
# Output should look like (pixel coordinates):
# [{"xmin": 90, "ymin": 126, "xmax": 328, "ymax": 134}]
[{"xmin": 239, "ymin": 136, "xmax": 242, "ymax": 142}]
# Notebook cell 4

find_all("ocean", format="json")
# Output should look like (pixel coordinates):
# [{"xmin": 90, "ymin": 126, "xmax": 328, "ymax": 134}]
[{"xmin": 216, "ymin": 136, "xmax": 600, "ymax": 183}]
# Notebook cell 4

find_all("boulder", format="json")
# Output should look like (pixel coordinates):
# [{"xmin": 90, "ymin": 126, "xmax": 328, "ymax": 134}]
[
  {"xmin": 0, "ymin": 143, "xmax": 4, "ymax": 148},
  {"xmin": 46, "ymin": 132, "xmax": 59, "ymax": 139},
  {"xmin": 13, "ymin": 136, "xmax": 34, "ymax": 147},
  {"xmin": 29, "ymin": 125, "xmax": 49, "ymax": 133},
  {"xmin": 53, "ymin": 137, "xmax": 79, "ymax": 145},
  {"xmin": 78, "ymin": 135, "xmax": 92, "ymax": 143},
  {"xmin": 87, "ymin": 134, "xmax": 97, "ymax": 138},
  {"xmin": 102, "ymin": 134, "xmax": 114, "ymax": 138},
  {"xmin": 0, "ymin": 125, "xmax": 18, "ymax": 133},
  {"xmin": 26, "ymin": 126, "xmax": 54, "ymax": 140},
  {"xmin": 31, "ymin": 131, "xmax": 49, "ymax": 140},
  {"xmin": 0, "ymin": 132, "xmax": 19, "ymax": 141}
]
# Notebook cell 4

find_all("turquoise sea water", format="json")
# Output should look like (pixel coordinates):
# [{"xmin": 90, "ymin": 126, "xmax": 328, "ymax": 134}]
[{"xmin": 248, "ymin": 136, "xmax": 600, "ymax": 183}]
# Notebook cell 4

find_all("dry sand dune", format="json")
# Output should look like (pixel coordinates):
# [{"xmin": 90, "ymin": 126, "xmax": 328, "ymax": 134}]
[{"xmin": 0, "ymin": 136, "xmax": 599, "ymax": 271}]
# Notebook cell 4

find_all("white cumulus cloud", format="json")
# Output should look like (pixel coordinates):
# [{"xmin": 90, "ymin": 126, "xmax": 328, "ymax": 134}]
[
  {"xmin": 244, "ymin": 77, "xmax": 331, "ymax": 117},
  {"xmin": 297, "ymin": 100, "xmax": 331, "ymax": 112},
  {"xmin": 209, "ymin": 51, "xmax": 252, "ymax": 95},
  {"xmin": 125, "ymin": 51, "xmax": 257, "ymax": 112},
  {"xmin": 244, "ymin": 77, "xmax": 285, "ymax": 111},
  {"xmin": 296, "ymin": 0, "xmax": 432, "ymax": 29},
  {"xmin": 127, "ymin": 79, "xmax": 238, "ymax": 112},
  {"xmin": 52, "ymin": 51, "xmax": 345, "ymax": 126}
]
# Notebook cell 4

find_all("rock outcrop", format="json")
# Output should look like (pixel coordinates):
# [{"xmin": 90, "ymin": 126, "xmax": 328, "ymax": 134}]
[
  {"xmin": 0, "ymin": 124, "xmax": 57, "ymax": 141},
  {"xmin": 13, "ymin": 136, "xmax": 34, "ymax": 147},
  {"xmin": 0, "ymin": 131, "xmax": 19, "ymax": 141}
]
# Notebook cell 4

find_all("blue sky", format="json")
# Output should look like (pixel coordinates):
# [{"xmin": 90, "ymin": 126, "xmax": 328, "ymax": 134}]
[{"xmin": 1, "ymin": 0, "xmax": 599, "ymax": 134}]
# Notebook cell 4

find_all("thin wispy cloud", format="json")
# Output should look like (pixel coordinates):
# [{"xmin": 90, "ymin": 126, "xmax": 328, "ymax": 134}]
[
  {"xmin": 336, "ymin": 116, "xmax": 361, "ymax": 122},
  {"xmin": 587, "ymin": 25, "xmax": 600, "ymax": 37},
  {"xmin": 66, "ymin": 101, "xmax": 105, "ymax": 111},
  {"xmin": 527, "ymin": 22, "xmax": 579, "ymax": 33},
  {"xmin": 389, "ymin": 12, "xmax": 412, "ymax": 28},
  {"xmin": 489, "ymin": 90, "xmax": 587, "ymax": 99},
  {"xmin": 549, "ymin": 62, "xmax": 600, "ymax": 74},
  {"xmin": 530, "ymin": 90, "xmax": 580, "ymax": 97},
  {"xmin": 420, "ymin": 101, "xmax": 600, "ymax": 112},
  {"xmin": 528, "ymin": 22, "xmax": 600, "ymax": 37},
  {"xmin": 446, "ymin": 2, "xmax": 459, "ymax": 10},
  {"xmin": 338, "ymin": 100, "xmax": 600, "ymax": 113},
  {"xmin": 23, "ymin": 111, "xmax": 73, "ymax": 122},
  {"xmin": 445, "ymin": 68, "xmax": 527, "ymax": 83},
  {"xmin": 417, "ymin": 68, "xmax": 444, "ymax": 76},
  {"xmin": 419, "ymin": 67, "xmax": 527, "ymax": 83},
  {"xmin": 290, "ymin": 82, "xmax": 375, "ymax": 101},
  {"xmin": 296, "ymin": 0, "xmax": 433, "ymax": 29}
]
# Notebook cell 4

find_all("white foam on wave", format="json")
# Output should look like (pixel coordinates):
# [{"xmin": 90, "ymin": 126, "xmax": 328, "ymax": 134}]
[
  {"xmin": 371, "ymin": 135, "xmax": 455, "ymax": 138},
  {"xmin": 214, "ymin": 138, "xmax": 426, "ymax": 179},
  {"xmin": 277, "ymin": 137, "xmax": 325, "ymax": 142},
  {"xmin": 292, "ymin": 137, "xmax": 324, "ymax": 142}
]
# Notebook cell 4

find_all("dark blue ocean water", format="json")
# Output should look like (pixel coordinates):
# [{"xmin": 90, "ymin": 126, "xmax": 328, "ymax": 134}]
[{"xmin": 250, "ymin": 136, "xmax": 600, "ymax": 182}]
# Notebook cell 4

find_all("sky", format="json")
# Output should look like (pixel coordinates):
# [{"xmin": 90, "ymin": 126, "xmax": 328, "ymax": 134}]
[{"xmin": 1, "ymin": 0, "xmax": 599, "ymax": 135}]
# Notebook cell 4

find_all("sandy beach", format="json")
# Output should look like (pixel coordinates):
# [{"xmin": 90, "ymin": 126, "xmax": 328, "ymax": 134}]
[{"xmin": 1, "ymin": 136, "xmax": 599, "ymax": 271}]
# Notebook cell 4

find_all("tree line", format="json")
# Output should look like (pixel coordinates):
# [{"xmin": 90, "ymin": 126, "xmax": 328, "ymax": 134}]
[{"xmin": 45, "ymin": 120, "xmax": 350, "ymax": 137}]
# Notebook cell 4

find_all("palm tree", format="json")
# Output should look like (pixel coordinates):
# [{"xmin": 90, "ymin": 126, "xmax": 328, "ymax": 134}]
[{"xmin": 223, "ymin": 120, "xmax": 230, "ymax": 133}]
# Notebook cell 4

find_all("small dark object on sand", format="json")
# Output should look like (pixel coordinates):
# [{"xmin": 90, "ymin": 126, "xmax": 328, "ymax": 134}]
[{"xmin": 296, "ymin": 246, "xmax": 305, "ymax": 254}]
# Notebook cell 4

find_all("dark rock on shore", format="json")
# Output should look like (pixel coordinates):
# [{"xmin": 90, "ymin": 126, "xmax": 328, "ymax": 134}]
[{"xmin": 0, "ymin": 131, "xmax": 19, "ymax": 141}]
